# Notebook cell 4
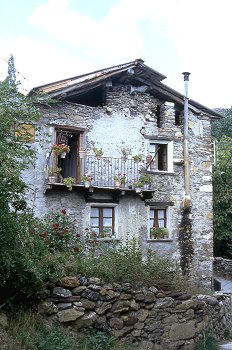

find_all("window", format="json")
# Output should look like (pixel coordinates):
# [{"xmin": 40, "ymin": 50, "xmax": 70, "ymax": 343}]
[
  {"xmin": 15, "ymin": 123, "xmax": 35, "ymax": 142},
  {"xmin": 90, "ymin": 207, "xmax": 115, "ymax": 238},
  {"xmin": 149, "ymin": 141, "xmax": 173, "ymax": 172},
  {"xmin": 149, "ymin": 207, "xmax": 170, "ymax": 239}
]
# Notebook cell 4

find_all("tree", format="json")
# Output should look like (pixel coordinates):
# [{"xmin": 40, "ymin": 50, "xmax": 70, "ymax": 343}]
[
  {"xmin": 212, "ymin": 107, "xmax": 232, "ymax": 140},
  {"xmin": 5, "ymin": 54, "xmax": 17, "ymax": 89},
  {"xmin": 213, "ymin": 136, "xmax": 232, "ymax": 257}
]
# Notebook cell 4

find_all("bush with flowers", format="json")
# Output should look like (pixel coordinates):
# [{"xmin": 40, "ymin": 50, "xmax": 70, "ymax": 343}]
[{"xmin": 51, "ymin": 143, "xmax": 70, "ymax": 155}]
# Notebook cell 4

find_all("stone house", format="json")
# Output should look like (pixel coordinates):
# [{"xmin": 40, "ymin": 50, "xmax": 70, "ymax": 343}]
[{"xmin": 27, "ymin": 59, "xmax": 221, "ymax": 285}]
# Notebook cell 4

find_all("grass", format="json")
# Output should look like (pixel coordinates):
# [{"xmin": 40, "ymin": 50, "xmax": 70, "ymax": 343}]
[{"xmin": 5, "ymin": 310, "xmax": 138, "ymax": 350}]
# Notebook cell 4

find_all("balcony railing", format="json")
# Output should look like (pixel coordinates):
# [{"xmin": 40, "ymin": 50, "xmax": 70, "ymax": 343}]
[{"xmin": 46, "ymin": 154, "xmax": 150, "ymax": 190}]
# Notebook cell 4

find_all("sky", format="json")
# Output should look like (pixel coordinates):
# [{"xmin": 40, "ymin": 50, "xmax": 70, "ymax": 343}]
[{"xmin": 1, "ymin": 0, "xmax": 232, "ymax": 108}]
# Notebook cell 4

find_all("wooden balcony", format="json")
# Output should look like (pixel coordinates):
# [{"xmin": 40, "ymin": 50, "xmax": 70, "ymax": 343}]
[{"xmin": 45, "ymin": 155, "xmax": 153, "ymax": 199}]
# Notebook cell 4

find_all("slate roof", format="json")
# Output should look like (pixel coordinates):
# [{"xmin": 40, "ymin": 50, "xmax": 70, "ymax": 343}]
[{"xmin": 30, "ymin": 59, "xmax": 222, "ymax": 119}]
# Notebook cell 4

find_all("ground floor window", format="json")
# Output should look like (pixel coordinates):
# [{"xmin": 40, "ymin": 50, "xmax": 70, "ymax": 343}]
[
  {"xmin": 149, "ymin": 207, "xmax": 169, "ymax": 239},
  {"xmin": 90, "ymin": 206, "xmax": 115, "ymax": 238}
]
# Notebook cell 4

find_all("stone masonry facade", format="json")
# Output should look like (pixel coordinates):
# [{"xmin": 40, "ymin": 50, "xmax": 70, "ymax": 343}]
[
  {"xmin": 24, "ymin": 83, "xmax": 214, "ymax": 285},
  {"xmin": 38, "ymin": 275, "xmax": 232, "ymax": 350}
]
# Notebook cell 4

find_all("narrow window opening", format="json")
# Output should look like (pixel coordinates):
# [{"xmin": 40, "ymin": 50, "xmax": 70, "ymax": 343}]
[
  {"xmin": 175, "ymin": 110, "xmax": 181, "ymax": 125},
  {"xmin": 156, "ymin": 105, "xmax": 161, "ymax": 127},
  {"xmin": 157, "ymin": 144, "xmax": 167, "ymax": 171}
]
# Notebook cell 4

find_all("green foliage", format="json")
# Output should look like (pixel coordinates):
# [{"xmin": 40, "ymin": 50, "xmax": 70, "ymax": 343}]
[
  {"xmin": 77, "ymin": 238, "xmax": 179, "ymax": 289},
  {"xmin": 79, "ymin": 329, "xmax": 137, "ymax": 350},
  {"xmin": 7, "ymin": 310, "xmax": 76, "ymax": 350},
  {"xmin": 212, "ymin": 108, "xmax": 232, "ymax": 140},
  {"xmin": 195, "ymin": 333, "xmax": 219, "ymax": 350},
  {"xmin": 213, "ymin": 136, "xmax": 232, "ymax": 257}
]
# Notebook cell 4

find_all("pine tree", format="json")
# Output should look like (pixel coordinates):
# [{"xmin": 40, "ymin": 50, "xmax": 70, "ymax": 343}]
[{"xmin": 5, "ymin": 54, "xmax": 17, "ymax": 89}]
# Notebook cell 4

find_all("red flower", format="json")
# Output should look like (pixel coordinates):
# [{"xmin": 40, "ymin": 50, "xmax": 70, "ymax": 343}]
[
  {"xmin": 39, "ymin": 231, "xmax": 47, "ymax": 237},
  {"xmin": 92, "ymin": 232, "xmax": 97, "ymax": 237},
  {"xmin": 61, "ymin": 209, "xmax": 66, "ymax": 214},
  {"xmin": 53, "ymin": 223, "xmax": 59, "ymax": 230},
  {"xmin": 74, "ymin": 246, "xmax": 80, "ymax": 253},
  {"xmin": 76, "ymin": 233, "xmax": 81, "ymax": 238}
]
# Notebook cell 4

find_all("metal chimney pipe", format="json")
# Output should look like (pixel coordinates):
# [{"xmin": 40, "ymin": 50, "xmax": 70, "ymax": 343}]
[{"xmin": 182, "ymin": 72, "xmax": 191, "ymax": 206}]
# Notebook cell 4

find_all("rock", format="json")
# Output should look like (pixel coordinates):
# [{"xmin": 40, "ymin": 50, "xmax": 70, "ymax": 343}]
[
  {"xmin": 74, "ymin": 311, "xmax": 98, "ymax": 329},
  {"xmin": 112, "ymin": 325, "xmax": 133, "ymax": 338},
  {"xmin": 134, "ymin": 322, "xmax": 144, "ymax": 330},
  {"xmin": 72, "ymin": 286, "xmax": 87, "ymax": 295},
  {"xmin": 154, "ymin": 297, "xmax": 174, "ymax": 309},
  {"xmin": 131, "ymin": 329, "xmax": 141, "ymax": 337},
  {"xmin": 169, "ymin": 320, "xmax": 196, "ymax": 341},
  {"xmin": 37, "ymin": 301, "xmax": 58, "ymax": 314},
  {"xmin": 80, "ymin": 299, "xmax": 96, "ymax": 310},
  {"xmin": 175, "ymin": 300, "xmax": 194, "ymax": 310},
  {"xmin": 60, "ymin": 276, "xmax": 80, "ymax": 288},
  {"xmin": 88, "ymin": 284, "xmax": 101, "ymax": 292},
  {"xmin": 137, "ymin": 309, "xmax": 149, "ymax": 322},
  {"xmin": 52, "ymin": 287, "xmax": 72, "ymax": 298},
  {"xmin": 48, "ymin": 296, "xmax": 80, "ymax": 303},
  {"xmin": 57, "ymin": 308, "xmax": 84, "ymax": 323},
  {"xmin": 121, "ymin": 312, "xmax": 138, "ymax": 326},
  {"xmin": 57, "ymin": 303, "xmax": 72, "ymax": 310},
  {"xmin": 96, "ymin": 302, "xmax": 112, "ymax": 315},
  {"xmin": 79, "ymin": 276, "xmax": 88, "ymax": 285},
  {"xmin": 109, "ymin": 317, "xmax": 124, "ymax": 330},
  {"xmin": 82, "ymin": 289, "xmax": 100, "ymax": 302},
  {"xmin": 144, "ymin": 291, "xmax": 155, "ymax": 303},
  {"xmin": 89, "ymin": 277, "xmax": 101, "ymax": 285},
  {"xmin": 119, "ymin": 293, "xmax": 133, "ymax": 300}
]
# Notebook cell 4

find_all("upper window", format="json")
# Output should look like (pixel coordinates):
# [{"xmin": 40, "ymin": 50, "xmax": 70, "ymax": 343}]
[
  {"xmin": 15, "ymin": 123, "xmax": 35, "ymax": 142},
  {"xmin": 90, "ymin": 206, "xmax": 115, "ymax": 238},
  {"xmin": 149, "ymin": 141, "xmax": 173, "ymax": 172}
]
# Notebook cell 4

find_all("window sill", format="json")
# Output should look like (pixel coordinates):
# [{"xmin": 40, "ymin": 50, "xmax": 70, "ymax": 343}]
[
  {"xmin": 147, "ymin": 239, "xmax": 173, "ymax": 242},
  {"xmin": 146, "ymin": 171, "xmax": 175, "ymax": 176}
]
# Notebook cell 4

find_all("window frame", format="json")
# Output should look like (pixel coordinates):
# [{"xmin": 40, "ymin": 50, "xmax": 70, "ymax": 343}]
[
  {"xmin": 148, "ymin": 205, "xmax": 171, "ymax": 240},
  {"xmin": 90, "ymin": 204, "xmax": 118, "ymax": 239},
  {"xmin": 149, "ymin": 140, "xmax": 173, "ymax": 172}
]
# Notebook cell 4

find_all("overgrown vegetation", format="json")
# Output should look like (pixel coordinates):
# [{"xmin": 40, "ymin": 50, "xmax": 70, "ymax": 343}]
[
  {"xmin": 212, "ymin": 108, "xmax": 232, "ymax": 258},
  {"xmin": 195, "ymin": 333, "xmax": 219, "ymax": 350},
  {"xmin": 5, "ymin": 310, "xmax": 137, "ymax": 350}
]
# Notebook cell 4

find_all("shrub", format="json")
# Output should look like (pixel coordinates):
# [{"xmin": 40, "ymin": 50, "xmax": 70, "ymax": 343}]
[
  {"xmin": 7, "ymin": 310, "xmax": 76, "ymax": 350},
  {"xmin": 195, "ymin": 333, "xmax": 219, "ymax": 350},
  {"xmin": 77, "ymin": 238, "xmax": 180, "ymax": 289}
]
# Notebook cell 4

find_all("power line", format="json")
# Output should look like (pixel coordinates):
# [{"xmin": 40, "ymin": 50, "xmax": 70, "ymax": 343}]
[{"xmin": 1, "ymin": 57, "xmax": 29, "ymax": 82}]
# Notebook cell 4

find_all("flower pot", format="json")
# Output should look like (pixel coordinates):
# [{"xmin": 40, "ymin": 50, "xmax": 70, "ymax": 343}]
[
  {"xmin": 115, "ymin": 181, "xmax": 121, "ymax": 188},
  {"xmin": 48, "ymin": 175, "xmax": 57, "ymax": 183},
  {"xmin": 60, "ymin": 152, "xmax": 66, "ymax": 158},
  {"xmin": 84, "ymin": 181, "xmax": 91, "ymax": 188},
  {"xmin": 135, "ymin": 187, "xmax": 142, "ymax": 193},
  {"xmin": 79, "ymin": 150, "xmax": 86, "ymax": 159}
]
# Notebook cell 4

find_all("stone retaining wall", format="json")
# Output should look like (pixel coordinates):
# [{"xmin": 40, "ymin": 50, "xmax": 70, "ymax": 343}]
[
  {"xmin": 214, "ymin": 257, "xmax": 232, "ymax": 279},
  {"xmin": 38, "ymin": 275, "xmax": 232, "ymax": 350}
]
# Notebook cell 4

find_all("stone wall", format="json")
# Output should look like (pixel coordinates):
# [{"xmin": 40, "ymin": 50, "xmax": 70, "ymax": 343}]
[
  {"xmin": 214, "ymin": 257, "xmax": 232, "ymax": 279},
  {"xmin": 38, "ymin": 275, "xmax": 232, "ymax": 350}
]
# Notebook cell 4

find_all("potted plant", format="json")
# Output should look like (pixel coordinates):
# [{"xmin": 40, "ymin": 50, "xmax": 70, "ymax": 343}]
[
  {"xmin": 132, "ymin": 154, "xmax": 143, "ymax": 163},
  {"xmin": 63, "ymin": 177, "xmax": 75, "ymax": 191},
  {"xmin": 120, "ymin": 146, "xmax": 132, "ymax": 160},
  {"xmin": 48, "ymin": 169, "xmax": 57, "ymax": 183},
  {"xmin": 81, "ymin": 174, "xmax": 93, "ymax": 188},
  {"xmin": 150, "ymin": 227, "xmax": 169, "ymax": 239},
  {"xmin": 134, "ymin": 180, "xmax": 143, "ymax": 193},
  {"xmin": 93, "ymin": 147, "xmax": 104, "ymax": 158},
  {"xmin": 139, "ymin": 174, "xmax": 152, "ymax": 189},
  {"xmin": 52, "ymin": 144, "xmax": 70, "ymax": 158},
  {"xmin": 114, "ymin": 174, "xmax": 126, "ymax": 188}
]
